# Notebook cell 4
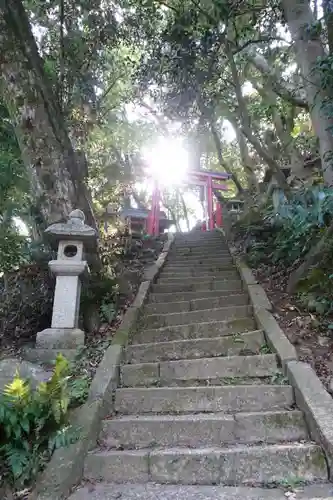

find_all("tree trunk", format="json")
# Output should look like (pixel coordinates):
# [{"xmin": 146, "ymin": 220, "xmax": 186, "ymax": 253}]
[
  {"xmin": 323, "ymin": 0, "xmax": 333, "ymax": 55},
  {"xmin": 179, "ymin": 190, "xmax": 190, "ymax": 232},
  {"xmin": 197, "ymin": 95, "xmax": 244, "ymax": 193},
  {"xmin": 0, "ymin": 1, "xmax": 96, "ymax": 228},
  {"xmin": 226, "ymin": 47, "xmax": 260, "ymax": 193},
  {"xmin": 249, "ymin": 79, "xmax": 306, "ymax": 177},
  {"xmin": 241, "ymin": 125, "xmax": 290, "ymax": 192},
  {"xmin": 246, "ymin": 49, "xmax": 308, "ymax": 109},
  {"xmin": 282, "ymin": 0, "xmax": 333, "ymax": 186},
  {"xmin": 209, "ymin": 119, "xmax": 244, "ymax": 193}
]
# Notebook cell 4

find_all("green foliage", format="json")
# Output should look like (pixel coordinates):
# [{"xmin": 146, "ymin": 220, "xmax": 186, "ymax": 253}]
[
  {"xmin": 243, "ymin": 186, "xmax": 333, "ymax": 267},
  {"xmin": 0, "ymin": 355, "xmax": 80, "ymax": 487},
  {"xmin": 100, "ymin": 301, "xmax": 117, "ymax": 323},
  {"xmin": 243, "ymin": 186, "xmax": 333, "ymax": 315}
]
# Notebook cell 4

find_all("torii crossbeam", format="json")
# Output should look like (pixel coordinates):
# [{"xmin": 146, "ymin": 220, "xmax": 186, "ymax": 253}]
[{"xmin": 147, "ymin": 169, "xmax": 231, "ymax": 235}]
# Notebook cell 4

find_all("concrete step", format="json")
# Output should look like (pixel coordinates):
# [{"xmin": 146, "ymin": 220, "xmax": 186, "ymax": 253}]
[
  {"xmin": 121, "ymin": 354, "xmax": 278, "ymax": 387},
  {"xmin": 115, "ymin": 385, "xmax": 294, "ymax": 414},
  {"xmin": 84, "ymin": 443, "xmax": 327, "ymax": 485},
  {"xmin": 101, "ymin": 410, "xmax": 307, "ymax": 449},
  {"xmin": 157, "ymin": 275, "xmax": 240, "ymax": 286},
  {"xmin": 152, "ymin": 280, "xmax": 243, "ymax": 294},
  {"xmin": 132, "ymin": 317, "xmax": 257, "ymax": 344},
  {"xmin": 148, "ymin": 289, "xmax": 245, "ymax": 304},
  {"xmin": 145, "ymin": 305, "xmax": 252, "ymax": 329},
  {"xmin": 145, "ymin": 294, "xmax": 249, "ymax": 315},
  {"xmin": 68, "ymin": 482, "xmax": 333, "ymax": 500},
  {"xmin": 126, "ymin": 331, "xmax": 265, "ymax": 363}
]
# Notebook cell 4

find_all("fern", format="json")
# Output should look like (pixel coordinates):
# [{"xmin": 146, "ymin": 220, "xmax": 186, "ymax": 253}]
[{"xmin": 0, "ymin": 354, "xmax": 79, "ymax": 488}]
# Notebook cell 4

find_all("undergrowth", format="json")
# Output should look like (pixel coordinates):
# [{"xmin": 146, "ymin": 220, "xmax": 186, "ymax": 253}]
[
  {"xmin": 235, "ymin": 185, "xmax": 333, "ymax": 317},
  {"xmin": 0, "ymin": 354, "xmax": 84, "ymax": 489}
]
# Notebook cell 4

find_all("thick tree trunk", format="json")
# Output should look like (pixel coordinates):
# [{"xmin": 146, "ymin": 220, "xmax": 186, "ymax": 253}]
[
  {"xmin": 0, "ymin": 1, "xmax": 96, "ymax": 227},
  {"xmin": 282, "ymin": 0, "xmax": 333, "ymax": 186}
]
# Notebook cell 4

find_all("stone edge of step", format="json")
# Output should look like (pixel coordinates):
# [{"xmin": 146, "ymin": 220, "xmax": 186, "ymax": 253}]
[
  {"xmin": 132, "ymin": 318, "xmax": 259, "ymax": 344},
  {"xmin": 144, "ymin": 293, "xmax": 249, "ymax": 314},
  {"xmin": 83, "ymin": 442, "xmax": 327, "ymax": 485},
  {"xmin": 144, "ymin": 304, "xmax": 253, "ymax": 322},
  {"xmin": 114, "ymin": 384, "xmax": 295, "ymax": 414},
  {"xmin": 100, "ymin": 409, "xmax": 308, "ymax": 449},
  {"xmin": 120, "ymin": 353, "xmax": 279, "ymax": 387},
  {"xmin": 31, "ymin": 234, "xmax": 176, "ymax": 500},
  {"xmin": 68, "ymin": 482, "xmax": 333, "ymax": 500},
  {"xmin": 125, "ymin": 330, "xmax": 265, "ymax": 363}
]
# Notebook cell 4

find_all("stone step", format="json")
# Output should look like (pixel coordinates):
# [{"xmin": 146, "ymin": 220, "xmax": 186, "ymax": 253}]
[
  {"xmin": 159, "ymin": 271, "xmax": 239, "ymax": 281},
  {"xmin": 152, "ymin": 280, "xmax": 243, "ymax": 294},
  {"xmin": 171, "ymin": 243, "xmax": 229, "ymax": 249},
  {"xmin": 157, "ymin": 275, "xmax": 240, "ymax": 286},
  {"xmin": 84, "ymin": 443, "xmax": 326, "ymax": 485},
  {"xmin": 68, "ymin": 482, "xmax": 333, "ymax": 500},
  {"xmin": 170, "ymin": 246, "xmax": 229, "ymax": 253},
  {"xmin": 126, "ymin": 331, "xmax": 265, "ymax": 364},
  {"xmin": 161, "ymin": 268, "xmax": 236, "ymax": 277},
  {"xmin": 167, "ymin": 255, "xmax": 232, "ymax": 263},
  {"xmin": 132, "ymin": 317, "xmax": 256, "ymax": 344},
  {"xmin": 145, "ymin": 294, "xmax": 249, "ymax": 315},
  {"xmin": 163, "ymin": 262, "xmax": 234, "ymax": 270},
  {"xmin": 121, "ymin": 354, "xmax": 278, "ymax": 387},
  {"xmin": 174, "ymin": 234, "xmax": 224, "ymax": 241},
  {"xmin": 101, "ymin": 410, "xmax": 307, "ymax": 449},
  {"xmin": 148, "ymin": 289, "xmax": 245, "ymax": 304},
  {"xmin": 172, "ymin": 239, "xmax": 226, "ymax": 246},
  {"xmin": 145, "ymin": 305, "xmax": 252, "ymax": 329},
  {"xmin": 115, "ymin": 385, "xmax": 294, "ymax": 414}
]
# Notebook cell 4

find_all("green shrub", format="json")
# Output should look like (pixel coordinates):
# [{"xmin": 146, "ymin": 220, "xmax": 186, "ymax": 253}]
[
  {"xmin": 0, "ymin": 354, "xmax": 79, "ymax": 488},
  {"xmin": 243, "ymin": 186, "xmax": 333, "ymax": 316},
  {"xmin": 243, "ymin": 186, "xmax": 333, "ymax": 267}
]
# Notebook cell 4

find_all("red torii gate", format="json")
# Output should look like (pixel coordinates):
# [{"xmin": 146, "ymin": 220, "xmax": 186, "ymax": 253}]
[{"xmin": 147, "ymin": 169, "xmax": 230, "ymax": 236}]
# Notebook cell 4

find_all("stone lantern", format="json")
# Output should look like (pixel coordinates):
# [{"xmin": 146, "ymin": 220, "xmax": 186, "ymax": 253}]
[{"xmin": 36, "ymin": 210, "xmax": 97, "ymax": 353}]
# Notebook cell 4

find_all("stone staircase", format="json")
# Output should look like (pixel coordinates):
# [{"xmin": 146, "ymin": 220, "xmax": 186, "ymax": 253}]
[{"xmin": 70, "ymin": 231, "xmax": 332, "ymax": 500}]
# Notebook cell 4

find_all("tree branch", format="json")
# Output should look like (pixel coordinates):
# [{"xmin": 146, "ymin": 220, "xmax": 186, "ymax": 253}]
[
  {"xmin": 247, "ymin": 50, "xmax": 308, "ymax": 108},
  {"xmin": 240, "ymin": 125, "xmax": 290, "ymax": 191},
  {"xmin": 233, "ymin": 37, "xmax": 286, "ymax": 55}
]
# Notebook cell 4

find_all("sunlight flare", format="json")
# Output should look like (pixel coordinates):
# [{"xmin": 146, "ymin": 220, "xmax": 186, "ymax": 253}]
[{"xmin": 143, "ymin": 137, "xmax": 189, "ymax": 187}]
